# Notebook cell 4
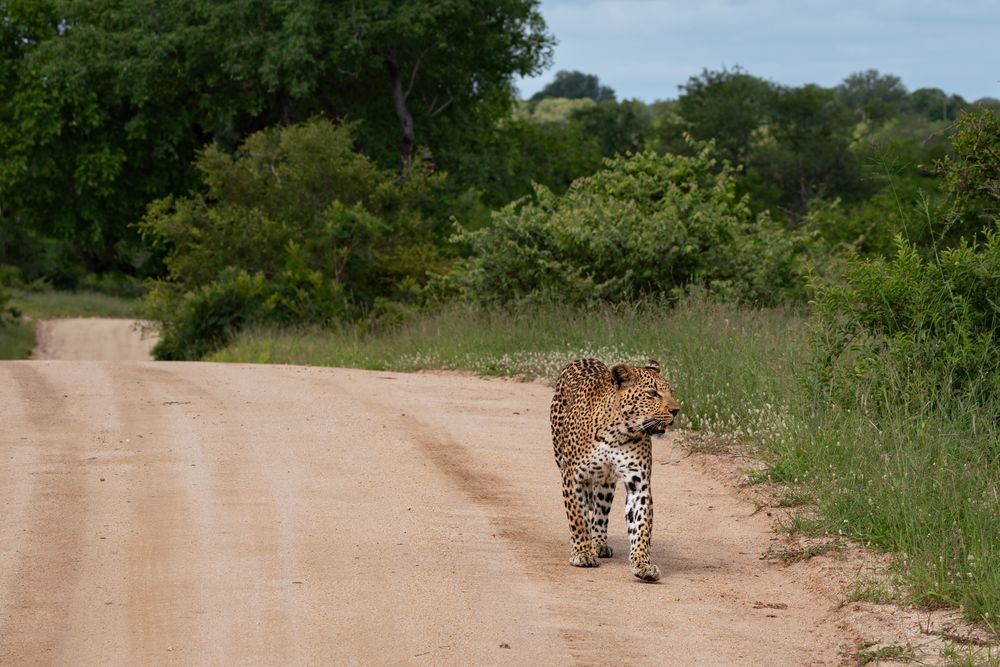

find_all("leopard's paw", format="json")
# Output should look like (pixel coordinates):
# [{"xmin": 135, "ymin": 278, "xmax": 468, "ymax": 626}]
[
  {"xmin": 569, "ymin": 551, "xmax": 599, "ymax": 567},
  {"xmin": 629, "ymin": 561, "xmax": 661, "ymax": 582},
  {"xmin": 596, "ymin": 543, "xmax": 613, "ymax": 558}
]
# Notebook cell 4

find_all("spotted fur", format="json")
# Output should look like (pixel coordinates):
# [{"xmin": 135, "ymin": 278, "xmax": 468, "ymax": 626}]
[{"xmin": 550, "ymin": 358, "xmax": 679, "ymax": 581}]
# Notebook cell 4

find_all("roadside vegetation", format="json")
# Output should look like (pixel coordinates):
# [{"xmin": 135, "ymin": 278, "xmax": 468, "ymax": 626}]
[
  {"xmin": 9, "ymin": 287, "xmax": 143, "ymax": 319},
  {"xmin": 3, "ymin": 0, "xmax": 998, "ymax": 643},
  {"xmin": 0, "ymin": 278, "xmax": 33, "ymax": 359},
  {"xmin": 0, "ymin": 271, "xmax": 143, "ymax": 359}
]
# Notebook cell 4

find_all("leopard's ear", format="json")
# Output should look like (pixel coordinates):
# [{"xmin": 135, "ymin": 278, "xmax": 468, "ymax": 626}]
[
  {"xmin": 645, "ymin": 359, "xmax": 661, "ymax": 374},
  {"xmin": 611, "ymin": 364, "xmax": 634, "ymax": 388}
]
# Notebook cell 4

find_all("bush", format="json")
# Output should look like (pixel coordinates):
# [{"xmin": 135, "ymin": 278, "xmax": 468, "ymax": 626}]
[
  {"xmin": 809, "ymin": 230, "xmax": 1000, "ymax": 410},
  {"xmin": 0, "ymin": 270, "xmax": 22, "ymax": 326},
  {"xmin": 450, "ymin": 142, "xmax": 816, "ymax": 305},
  {"xmin": 141, "ymin": 118, "xmax": 445, "ymax": 360},
  {"xmin": 937, "ymin": 108, "xmax": 1000, "ymax": 238},
  {"xmin": 810, "ymin": 112, "xmax": 1000, "ymax": 411}
]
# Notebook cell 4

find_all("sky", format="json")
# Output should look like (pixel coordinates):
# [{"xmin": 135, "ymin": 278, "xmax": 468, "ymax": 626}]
[{"xmin": 515, "ymin": 0, "xmax": 1000, "ymax": 103}]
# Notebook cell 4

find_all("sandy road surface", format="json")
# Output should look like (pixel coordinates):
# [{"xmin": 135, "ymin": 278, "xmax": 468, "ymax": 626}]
[
  {"xmin": 1, "ymin": 325, "xmax": 856, "ymax": 665},
  {"xmin": 32, "ymin": 318, "xmax": 157, "ymax": 361}
]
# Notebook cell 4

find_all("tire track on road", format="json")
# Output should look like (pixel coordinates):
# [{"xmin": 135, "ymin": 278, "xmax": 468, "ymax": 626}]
[
  {"xmin": 0, "ymin": 362, "xmax": 111, "ymax": 664},
  {"xmin": 338, "ymin": 372, "xmax": 654, "ymax": 664}
]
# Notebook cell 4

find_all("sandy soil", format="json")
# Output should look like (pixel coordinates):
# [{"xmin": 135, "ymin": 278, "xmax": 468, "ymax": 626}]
[
  {"xmin": 0, "ymin": 320, "xmax": 871, "ymax": 665},
  {"xmin": 31, "ymin": 318, "xmax": 158, "ymax": 361}
]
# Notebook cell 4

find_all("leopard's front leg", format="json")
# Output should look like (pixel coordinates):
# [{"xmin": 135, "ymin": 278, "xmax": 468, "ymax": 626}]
[
  {"xmin": 562, "ymin": 469, "xmax": 599, "ymax": 567},
  {"xmin": 589, "ymin": 481, "xmax": 615, "ymax": 558},
  {"xmin": 623, "ymin": 467, "xmax": 660, "ymax": 581}
]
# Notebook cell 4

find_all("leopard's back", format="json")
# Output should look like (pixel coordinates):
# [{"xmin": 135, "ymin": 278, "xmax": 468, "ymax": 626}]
[{"xmin": 550, "ymin": 359, "xmax": 615, "ymax": 470}]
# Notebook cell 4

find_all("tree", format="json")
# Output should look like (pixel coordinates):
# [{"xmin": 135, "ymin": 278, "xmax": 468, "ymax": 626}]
[
  {"xmin": 837, "ymin": 69, "xmax": 907, "ymax": 123},
  {"xmin": 0, "ymin": 0, "xmax": 553, "ymax": 278},
  {"xmin": 974, "ymin": 97, "xmax": 1000, "ymax": 114},
  {"xmin": 672, "ymin": 67, "xmax": 775, "ymax": 166},
  {"xmin": 530, "ymin": 69, "xmax": 616, "ymax": 102},
  {"xmin": 936, "ymin": 108, "xmax": 1000, "ymax": 240},
  {"xmin": 906, "ymin": 87, "xmax": 968, "ymax": 122},
  {"xmin": 515, "ymin": 97, "xmax": 595, "ymax": 124},
  {"xmin": 141, "ymin": 119, "xmax": 446, "ymax": 359},
  {"xmin": 751, "ymin": 84, "xmax": 861, "ymax": 217},
  {"xmin": 471, "ymin": 117, "xmax": 602, "ymax": 207},
  {"xmin": 570, "ymin": 100, "xmax": 652, "ymax": 157}
]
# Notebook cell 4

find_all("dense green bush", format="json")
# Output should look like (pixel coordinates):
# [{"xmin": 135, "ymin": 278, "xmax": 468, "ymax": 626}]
[
  {"xmin": 810, "ymin": 110, "xmax": 1000, "ymax": 412},
  {"xmin": 141, "ymin": 118, "xmax": 446, "ymax": 360},
  {"xmin": 0, "ymin": 272, "xmax": 19, "ymax": 325},
  {"xmin": 450, "ymin": 142, "xmax": 816, "ymax": 305},
  {"xmin": 936, "ymin": 109, "xmax": 1000, "ymax": 242},
  {"xmin": 810, "ymin": 231, "xmax": 1000, "ymax": 410}
]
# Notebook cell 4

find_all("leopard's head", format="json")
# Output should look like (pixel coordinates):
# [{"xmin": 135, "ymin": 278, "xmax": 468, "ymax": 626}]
[{"xmin": 611, "ymin": 360, "xmax": 679, "ymax": 435}]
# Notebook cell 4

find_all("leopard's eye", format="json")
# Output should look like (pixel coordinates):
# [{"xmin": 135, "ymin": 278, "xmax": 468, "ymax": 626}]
[{"xmin": 646, "ymin": 389, "xmax": 659, "ymax": 398}]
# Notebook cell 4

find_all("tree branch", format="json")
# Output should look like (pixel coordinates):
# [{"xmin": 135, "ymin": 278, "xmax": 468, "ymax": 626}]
[
  {"xmin": 405, "ymin": 51, "xmax": 426, "ymax": 101},
  {"xmin": 382, "ymin": 48, "xmax": 415, "ymax": 163},
  {"xmin": 427, "ymin": 92, "xmax": 455, "ymax": 118}
]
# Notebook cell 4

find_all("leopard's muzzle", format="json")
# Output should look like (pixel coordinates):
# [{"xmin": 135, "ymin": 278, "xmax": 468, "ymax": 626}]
[{"xmin": 644, "ymin": 407, "xmax": 679, "ymax": 435}]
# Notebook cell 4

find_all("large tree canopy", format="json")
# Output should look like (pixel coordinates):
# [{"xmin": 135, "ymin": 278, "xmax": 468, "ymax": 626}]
[{"xmin": 0, "ymin": 0, "xmax": 552, "ymax": 276}]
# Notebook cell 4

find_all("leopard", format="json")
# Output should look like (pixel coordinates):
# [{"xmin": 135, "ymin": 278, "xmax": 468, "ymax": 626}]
[{"xmin": 550, "ymin": 358, "xmax": 679, "ymax": 581}]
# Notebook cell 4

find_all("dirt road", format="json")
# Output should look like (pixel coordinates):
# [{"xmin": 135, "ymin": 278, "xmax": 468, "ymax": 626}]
[
  {"xmin": 1, "ymin": 321, "xmax": 855, "ymax": 665},
  {"xmin": 32, "ymin": 318, "xmax": 157, "ymax": 361}
]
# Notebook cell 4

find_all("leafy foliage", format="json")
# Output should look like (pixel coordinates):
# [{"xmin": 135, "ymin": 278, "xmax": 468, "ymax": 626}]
[
  {"xmin": 751, "ymin": 83, "xmax": 861, "ymax": 215},
  {"xmin": 570, "ymin": 100, "xmax": 653, "ymax": 157},
  {"xmin": 0, "ymin": 270, "xmax": 21, "ymax": 326},
  {"xmin": 0, "ymin": 0, "xmax": 552, "ymax": 279},
  {"xmin": 451, "ymin": 143, "xmax": 815, "ymax": 305},
  {"xmin": 837, "ymin": 69, "xmax": 908, "ymax": 123},
  {"xmin": 658, "ymin": 68, "xmax": 866, "ymax": 220},
  {"xmin": 530, "ymin": 69, "xmax": 615, "ymax": 102},
  {"xmin": 472, "ymin": 117, "xmax": 602, "ymax": 207},
  {"xmin": 906, "ymin": 87, "xmax": 968, "ymax": 122},
  {"xmin": 936, "ymin": 109, "xmax": 1000, "ymax": 237},
  {"xmin": 810, "ymin": 232, "xmax": 1000, "ymax": 407},
  {"xmin": 666, "ymin": 67, "xmax": 775, "ymax": 167},
  {"xmin": 141, "ymin": 119, "xmax": 445, "ymax": 359},
  {"xmin": 810, "ymin": 109, "xmax": 1000, "ymax": 412}
]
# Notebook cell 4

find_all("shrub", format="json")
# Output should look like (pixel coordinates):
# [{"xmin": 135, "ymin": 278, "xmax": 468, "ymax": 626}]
[
  {"xmin": 141, "ymin": 118, "xmax": 445, "ymax": 360},
  {"xmin": 936, "ymin": 108, "xmax": 1000, "ymax": 238},
  {"xmin": 809, "ymin": 230, "xmax": 1000, "ymax": 411},
  {"xmin": 450, "ymin": 142, "xmax": 816, "ymax": 305},
  {"xmin": 810, "ymin": 111, "xmax": 1000, "ymax": 412},
  {"xmin": 0, "ymin": 269, "xmax": 22, "ymax": 325}
]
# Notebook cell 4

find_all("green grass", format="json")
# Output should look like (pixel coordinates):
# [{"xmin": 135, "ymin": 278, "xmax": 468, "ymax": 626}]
[
  {"xmin": 212, "ymin": 296, "xmax": 1000, "ymax": 634},
  {"xmin": 940, "ymin": 644, "xmax": 1000, "ymax": 667},
  {"xmin": 855, "ymin": 642, "xmax": 916, "ymax": 665},
  {"xmin": 10, "ymin": 288, "xmax": 143, "ymax": 319},
  {"xmin": 0, "ymin": 318, "xmax": 36, "ymax": 359}
]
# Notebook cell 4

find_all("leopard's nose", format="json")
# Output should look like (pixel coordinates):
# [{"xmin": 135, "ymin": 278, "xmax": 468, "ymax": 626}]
[{"xmin": 669, "ymin": 408, "xmax": 679, "ymax": 419}]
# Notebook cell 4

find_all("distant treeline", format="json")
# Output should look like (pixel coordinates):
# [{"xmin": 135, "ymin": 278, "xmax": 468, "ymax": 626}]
[{"xmin": 518, "ymin": 67, "xmax": 1000, "ymax": 249}]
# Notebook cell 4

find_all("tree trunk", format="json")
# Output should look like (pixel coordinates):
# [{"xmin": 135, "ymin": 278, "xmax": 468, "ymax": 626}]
[{"xmin": 384, "ymin": 50, "xmax": 415, "ymax": 165}]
